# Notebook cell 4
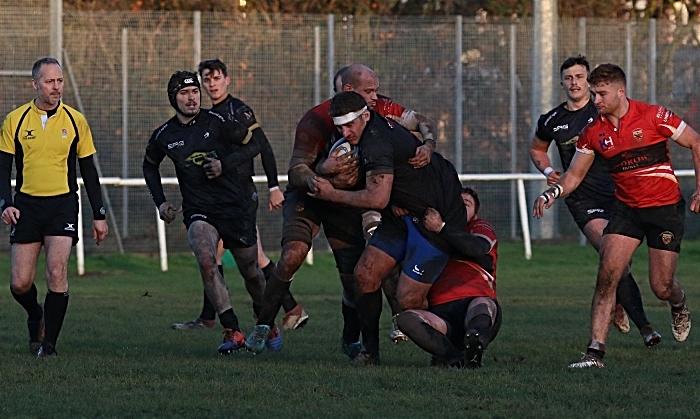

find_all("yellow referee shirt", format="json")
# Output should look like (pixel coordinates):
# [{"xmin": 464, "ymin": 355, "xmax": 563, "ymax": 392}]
[{"xmin": 0, "ymin": 100, "xmax": 96, "ymax": 197}]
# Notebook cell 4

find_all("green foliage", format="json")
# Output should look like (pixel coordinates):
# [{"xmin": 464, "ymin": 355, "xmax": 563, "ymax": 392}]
[{"xmin": 3, "ymin": 241, "xmax": 700, "ymax": 417}]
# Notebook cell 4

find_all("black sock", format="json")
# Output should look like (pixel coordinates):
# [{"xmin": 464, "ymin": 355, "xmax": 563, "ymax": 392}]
[
  {"xmin": 396, "ymin": 311, "xmax": 463, "ymax": 362},
  {"xmin": 11, "ymin": 283, "xmax": 42, "ymax": 321},
  {"xmin": 466, "ymin": 314, "xmax": 492, "ymax": 345},
  {"xmin": 43, "ymin": 291, "xmax": 69, "ymax": 348},
  {"xmin": 355, "ymin": 289, "xmax": 383, "ymax": 356},
  {"xmin": 257, "ymin": 273, "xmax": 290, "ymax": 326},
  {"xmin": 616, "ymin": 273, "xmax": 650, "ymax": 331},
  {"xmin": 586, "ymin": 348, "xmax": 605, "ymax": 360},
  {"xmin": 341, "ymin": 302, "xmax": 362, "ymax": 344},
  {"xmin": 218, "ymin": 308, "xmax": 240, "ymax": 331},
  {"xmin": 263, "ymin": 261, "xmax": 298, "ymax": 313}
]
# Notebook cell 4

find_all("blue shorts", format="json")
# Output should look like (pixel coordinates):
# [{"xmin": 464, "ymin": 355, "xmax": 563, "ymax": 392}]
[{"xmin": 368, "ymin": 215, "xmax": 449, "ymax": 284}]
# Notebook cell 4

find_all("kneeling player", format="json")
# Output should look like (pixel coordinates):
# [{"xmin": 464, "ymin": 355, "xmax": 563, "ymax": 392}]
[{"xmin": 396, "ymin": 187, "xmax": 501, "ymax": 368}]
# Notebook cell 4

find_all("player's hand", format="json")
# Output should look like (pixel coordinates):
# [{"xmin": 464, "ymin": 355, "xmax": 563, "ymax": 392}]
[
  {"xmin": 318, "ymin": 151, "xmax": 358, "ymax": 176},
  {"xmin": 332, "ymin": 164, "xmax": 359, "ymax": 189},
  {"xmin": 1, "ymin": 206, "xmax": 19, "ymax": 225},
  {"xmin": 269, "ymin": 187, "xmax": 284, "ymax": 211},
  {"xmin": 408, "ymin": 143, "xmax": 433, "ymax": 169},
  {"xmin": 532, "ymin": 191, "xmax": 555, "ymax": 218},
  {"xmin": 422, "ymin": 207, "xmax": 444, "ymax": 232},
  {"xmin": 93, "ymin": 219, "xmax": 109, "ymax": 245},
  {"xmin": 690, "ymin": 189, "xmax": 700, "ymax": 213},
  {"xmin": 391, "ymin": 205, "xmax": 409, "ymax": 217},
  {"xmin": 307, "ymin": 176, "xmax": 335, "ymax": 200},
  {"xmin": 546, "ymin": 169, "xmax": 561, "ymax": 186},
  {"xmin": 158, "ymin": 202, "xmax": 181, "ymax": 224},
  {"xmin": 203, "ymin": 157, "xmax": 222, "ymax": 179}
]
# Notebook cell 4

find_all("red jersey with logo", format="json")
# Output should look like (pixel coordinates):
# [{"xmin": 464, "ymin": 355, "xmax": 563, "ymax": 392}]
[
  {"xmin": 428, "ymin": 219, "xmax": 498, "ymax": 306},
  {"xmin": 576, "ymin": 99, "xmax": 686, "ymax": 208},
  {"xmin": 290, "ymin": 96, "xmax": 406, "ymax": 176}
]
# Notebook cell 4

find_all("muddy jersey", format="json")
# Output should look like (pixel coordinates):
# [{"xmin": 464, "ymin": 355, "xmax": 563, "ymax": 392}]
[
  {"xmin": 536, "ymin": 99, "xmax": 614, "ymax": 200},
  {"xmin": 576, "ymin": 99, "xmax": 685, "ymax": 208},
  {"xmin": 289, "ymin": 96, "xmax": 407, "ymax": 187},
  {"xmin": 428, "ymin": 219, "xmax": 498, "ymax": 306},
  {"xmin": 359, "ymin": 111, "xmax": 466, "ymax": 246},
  {"xmin": 211, "ymin": 95, "xmax": 279, "ymax": 189},
  {"xmin": 143, "ymin": 110, "xmax": 257, "ymax": 217}
]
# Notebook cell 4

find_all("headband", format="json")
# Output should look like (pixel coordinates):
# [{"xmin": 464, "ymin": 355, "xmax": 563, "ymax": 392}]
[{"xmin": 333, "ymin": 106, "xmax": 367, "ymax": 125}]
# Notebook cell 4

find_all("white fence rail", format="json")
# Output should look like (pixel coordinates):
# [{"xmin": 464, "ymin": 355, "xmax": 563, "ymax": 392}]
[{"xmin": 73, "ymin": 170, "xmax": 697, "ymax": 274}]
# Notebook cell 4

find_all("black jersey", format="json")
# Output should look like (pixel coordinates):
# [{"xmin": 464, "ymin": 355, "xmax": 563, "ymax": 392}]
[
  {"xmin": 143, "ymin": 110, "xmax": 259, "ymax": 217},
  {"xmin": 212, "ymin": 95, "xmax": 279, "ymax": 189},
  {"xmin": 359, "ymin": 111, "xmax": 466, "ymax": 244},
  {"xmin": 536, "ymin": 99, "xmax": 615, "ymax": 200}
]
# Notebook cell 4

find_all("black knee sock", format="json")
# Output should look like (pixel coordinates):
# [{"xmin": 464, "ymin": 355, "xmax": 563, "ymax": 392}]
[
  {"xmin": 396, "ymin": 311, "xmax": 463, "ymax": 362},
  {"xmin": 257, "ymin": 273, "xmax": 290, "ymax": 326},
  {"xmin": 199, "ymin": 265, "xmax": 222, "ymax": 321},
  {"xmin": 355, "ymin": 289, "xmax": 383, "ymax": 356},
  {"xmin": 263, "ymin": 261, "xmax": 298, "ymax": 313},
  {"xmin": 11, "ymin": 283, "xmax": 42, "ymax": 321},
  {"xmin": 43, "ymin": 291, "xmax": 69, "ymax": 348},
  {"xmin": 218, "ymin": 308, "xmax": 240, "ymax": 332},
  {"xmin": 466, "ymin": 314, "xmax": 493, "ymax": 347},
  {"xmin": 616, "ymin": 273, "xmax": 651, "ymax": 331},
  {"xmin": 342, "ymin": 302, "xmax": 362, "ymax": 344}
]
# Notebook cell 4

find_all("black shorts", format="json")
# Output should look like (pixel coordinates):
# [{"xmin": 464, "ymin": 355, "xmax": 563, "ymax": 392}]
[
  {"xmin": 238, "ymin": 176, "xmax": 259, "ymax": 223},
  {"xmin": 565, "ymin": 194, "xmax": 614, "ymax": 231},
  {"xmin": 604, "ymin": 199, "xmax": 685, "ymax": 252},
  {"xmin": 183, "ymin": 209, "xmax": 256, "ymax": 250},
  {"xmin": 10, "ymin": 192, "xmax": 79, "ymax": 246},
  {"xmin": 429, "ymin": 297, "xmax": 502, "ymax": 348},
  {"xmin": 280, "ymin": 188, "xmax": 365, "ymax": 248}
]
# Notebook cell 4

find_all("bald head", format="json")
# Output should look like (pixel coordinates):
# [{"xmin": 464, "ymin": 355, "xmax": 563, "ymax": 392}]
[{"xmin": 342, "ymin": 64, "xmax": 379, "ymax": 109}]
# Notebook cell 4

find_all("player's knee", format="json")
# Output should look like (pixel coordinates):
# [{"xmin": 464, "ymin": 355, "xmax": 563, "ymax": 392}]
[
  {"xmin": 650, "ymin": 280, "xmax": 674, "ymax": 301},
  {"xmin": 276, "ymin": 242, "xmax": 308, "ymax": 278},
  {"xmin": 10, "ymin": 281, "xmax": 32, "ymax": 294},
  {"xmin": 332, "ymin": 247, "xmax": 363, "ymax": 275},
  {"xmin": 465, "ymin": 297, "xmax": 497, "ymax": 324},
  {"xmin": 45, "ymin": 263, "xmax": 67, "ymax": 284},
  {"xmin": 355, "ymin": 265, "xmax": 382, "ymax": 294},
  {"xmin": 395, "ymin": 310, "xmax": 424, "ymax": 336},
  {"xmin": 397, "ymin": 292, "xmax": 427, "ymax": 311}
]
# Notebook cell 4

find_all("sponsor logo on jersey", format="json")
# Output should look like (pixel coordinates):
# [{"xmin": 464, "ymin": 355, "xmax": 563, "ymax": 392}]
[
  {"xmin": 64, "ymin": 223, "xmax": 75, "ymax": 232},
  {"xmin": 185, "ymin": 151, "xmax": 211, "ymax": 166},
  {"xmin": 544, "ymin": 111, "xmax": 557, "ymax": 126},
  {"xmin": 586, "ymin": 208, "xmax": 604, "ymax": 214},
  {"xmin": 599, "ymin": 136, "xmax": 614, "ymax": 151},
  {"xmin": 633, "ymin": 129, "xmax": 643, "ymax": 141},
  {"xmin": 588, "ymin": 117, "xmax": 594, "ymax": 123},
  {"xmin": 295, "ymin": 204, "xmax": 304, "ymax": 212},
  {"xmin": 168, "ymin": 140, "xmax": 185, "ymax": 149},
  {"xmin": 61, "ymin": 128, "xmax": 68, "ymax": 139},
  {"xmin": 23, "ymin": 130, "xmax": 36, "ymax": 140},
  {"xmin": 553, "ymin": 124, "xmax": 568, "ymax": 132},
  {"xmin": 563, "ymin": 135, "xmax": 579, "ymax": 146},
  {"xmin": 203, "ymin": 131, "xmax": 210, "ymax": 139},
  {"xmin": 660, "ymin": 231, "xmax": 674, "ymax": 245}
]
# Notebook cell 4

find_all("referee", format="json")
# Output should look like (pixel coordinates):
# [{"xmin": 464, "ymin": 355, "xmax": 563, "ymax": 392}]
[{"xmin": 0, "ymin": 57, "xmax": 109, "ymax": 359}]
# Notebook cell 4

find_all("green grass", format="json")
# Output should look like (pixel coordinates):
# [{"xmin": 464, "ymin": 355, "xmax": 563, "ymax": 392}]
[{"xmin": 2, "ymin": 241, "xmax": 700, "ymax": 418}]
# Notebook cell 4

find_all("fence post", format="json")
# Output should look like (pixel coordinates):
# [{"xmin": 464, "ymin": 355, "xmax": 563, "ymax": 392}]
[
  {"xmin": 77, "ymin": 184, "xmax": 85, "ymax": 275},
  {"xmin": 649, "ymin": 19, "xmax": 657, "ymax": 104},
  {"xmin": 122, "ymin": 28, "xmax": 129, "ymax": 238},
  {"xmin": 509, "ymin": 23, "xmax": 517, "ymax": 240},
  {"xmin": 193, "ymin": 11, "xmax": 201, "ymax": 71},
  {"xmin": 50, "ymin": 0, "xmax": 62, "ymax": 61},
  {"xmin": 327, "ymin": 14, "xmax": 335, "ymax": 99},
  {"xmin": 626, "ymin": 22, "xmax": 633, "ymax": 98},
  {"xmin": 454, "ymin": 15, "xmax": 463, "ymax": 172}
]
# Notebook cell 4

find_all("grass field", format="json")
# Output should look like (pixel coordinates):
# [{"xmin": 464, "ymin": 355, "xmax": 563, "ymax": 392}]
[{"xmin": 2, "ymin": 241, "xmax": 700, "ymax": 418}]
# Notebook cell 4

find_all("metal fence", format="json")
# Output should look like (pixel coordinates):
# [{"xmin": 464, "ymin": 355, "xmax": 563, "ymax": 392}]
[{"xmin": 3, "ymin": 2, "xmax": 700, "ymax": 256}]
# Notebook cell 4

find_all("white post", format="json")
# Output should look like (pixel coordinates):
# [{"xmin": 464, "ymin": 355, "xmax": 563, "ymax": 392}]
[
  {"xmin": 77, "ymin": 185, "xmax": 85, "ymax": 275},
  {"xmin": 517, "ymin": 179, "xmax": 532, "ymax": 260},
  {"xmin": 157, "ymin": 208, "xmax": 168, "ymax": 272},
  {"xmin": 314, "ymin": 26, "xmax": 321, "ymax": 104},
  {"xmin": 193, "ymin": 11, "xmax": 201, "ymax": 71},
  {"xmin": 327, "ymin": 14, "xmax": 335, "ymax": 99},
  {"xmin": 122, "ymin": 28, "xmax": 129, "ymax": 238},
  {"xmin": 454, "ymin": 15, "xmax": 463, "ymax": 172}
]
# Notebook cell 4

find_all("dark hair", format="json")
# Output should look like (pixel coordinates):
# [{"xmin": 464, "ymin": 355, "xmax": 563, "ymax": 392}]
[
  {"xmin": 329, "ymin": 91, "xmax": 367, "ymax": 117},
  {"xmin": 560, "ymin": 55, "xmax": 589, "ymax": 75},
  {"xmin": 461, "ymin": 186, "xmax": 480, "ymax": 215},
  {"xmin": 198, "ymin": 59, "xmax": 227, "ymax": 78},
  {"xmin": 32, "ymin": 57, "xmax": 61, "ymax": 81},
  {"xmin": 588, "ymin": 63, "xmax": 626, "ymax": 87},
  {"xmin": 333, "ymin": 65, "xmax": 350, "ymax": 93}
]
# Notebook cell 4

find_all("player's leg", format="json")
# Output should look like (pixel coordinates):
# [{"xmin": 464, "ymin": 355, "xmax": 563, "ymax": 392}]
[
  {"xmin": 188, "ymin": 220, "xmax": 244, "ymax": 354},
  {"xmin": 395, "ymin": 307, "xmax": 465, "ymax": 367},
  {"xmin": 463, "ymin": 297, "xmax": 502, "ymax": 369},
  {"xmin": 10, "ymin": 242, "xmax": 44, "ymax": 354},
  {"xmin": 40, "ymin": 235, "xmax": 73, "ymax": 357}
]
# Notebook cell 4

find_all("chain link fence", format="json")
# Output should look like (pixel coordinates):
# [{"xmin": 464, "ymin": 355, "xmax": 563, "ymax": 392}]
[{"xmin": 2, "ymin": 2, "xmax": 700, "ymax": 256}]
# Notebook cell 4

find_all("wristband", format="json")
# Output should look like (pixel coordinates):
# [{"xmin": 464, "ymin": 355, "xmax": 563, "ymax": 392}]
[
  {"xmin": 269, "ymin": 186, "xmax": 280, "ymax": 192},
  {"xmin": 437, "ymin": 221, "xmax": 446, "ymax": 233},
  {"xmin": 543, "ymin": 167, "xmax": 554, "ymax": 177},
  {"xmin": 424, "ymin": 138, "xmax": 436, "ymax": 148}
]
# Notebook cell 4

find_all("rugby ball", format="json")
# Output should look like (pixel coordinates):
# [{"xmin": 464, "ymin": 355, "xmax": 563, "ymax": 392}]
[{"xmin": 329, "ymin": 137, "xmax": 354, "ymax": 157}]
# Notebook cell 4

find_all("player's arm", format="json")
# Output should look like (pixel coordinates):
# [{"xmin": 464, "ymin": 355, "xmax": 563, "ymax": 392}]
[
  {"xmin": 530, "ymin": 135, "xmax": 560, "ymax": 185},
  {"xmin": 673, "ymin": 124, "xmax": 700, "ymax": 212},
  {"xmin": 0, "ymin": 116, "xmax": 18, "ymax": 224},
  {"xmin": 78, "ymin": 155, "xmax": 106, "ymax": 221},
  {"xmin": 218, "ymin": 122, "xmax": 261, "ymax": 173},
  {"xmin": 423, "ymin": 207, "xmax": 491, "ymax": 257},
  {"xmin": 254, "ymin": 127, "xmax": 284, "ymax": 207},
  {"xmin": 396, "ymin": 109, "xmax": 437, "ymax": 168},
  {"xmin": 142, "ymin": 141, "xmax": 167, "ymax": 209},
  {"xmin": 308, "ymin": 172, "xmax": 392, "ymax": 210},
  {"xmin": 533, "ymin": 150, "xmax": 594, "ymax": 218}
]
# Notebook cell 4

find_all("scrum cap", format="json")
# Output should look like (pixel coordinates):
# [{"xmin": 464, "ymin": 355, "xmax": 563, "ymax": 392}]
[{"xmin": 167, "ymin": 71, "xmax": 200, "ymax": 110}]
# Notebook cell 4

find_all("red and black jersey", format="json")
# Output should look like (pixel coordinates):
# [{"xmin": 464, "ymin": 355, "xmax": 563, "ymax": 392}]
[
  {"xmin": 576, "ymin": 99, "xmax": 686, "ymax": 208},
  {"xmin": 428, "ymin": 219, "xmax": 498, "ymax": 306},
  {"xmin": 289, "ymin": 96, "xmax": 407, "ymax": 187}
]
